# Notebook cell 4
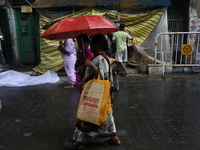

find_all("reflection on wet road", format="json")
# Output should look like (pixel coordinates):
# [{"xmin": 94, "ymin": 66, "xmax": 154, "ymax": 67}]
[{"xmin": 0, "ymin": 74, "xmax": 200, "ymax": 150}]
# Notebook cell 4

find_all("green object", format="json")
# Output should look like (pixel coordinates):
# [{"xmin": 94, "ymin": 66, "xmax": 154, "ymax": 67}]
[{"xmin": 14, "ymin": 8, "xmax": 40, "ymax": 64}]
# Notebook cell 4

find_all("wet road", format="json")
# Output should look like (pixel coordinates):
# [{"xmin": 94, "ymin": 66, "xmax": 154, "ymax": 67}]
[{"xmin": 1, "ymin": 73, "xmax": 200, "ymax": 150}]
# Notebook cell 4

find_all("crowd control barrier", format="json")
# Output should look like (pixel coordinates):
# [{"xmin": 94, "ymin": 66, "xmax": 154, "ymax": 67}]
[{"xmin": 154, "ymin": 32, "xmax": 200, "ymax": 76}]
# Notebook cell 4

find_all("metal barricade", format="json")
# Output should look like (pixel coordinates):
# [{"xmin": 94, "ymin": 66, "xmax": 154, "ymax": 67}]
[{"xmin": 154, "ymin": 32, "xmax": 200, "ymax": 76}]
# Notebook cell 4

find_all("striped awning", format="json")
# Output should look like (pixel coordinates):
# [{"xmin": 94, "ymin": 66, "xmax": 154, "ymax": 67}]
[{"xmin": 32, "ymin": 0, "xmax": 171, "ymax": 8}]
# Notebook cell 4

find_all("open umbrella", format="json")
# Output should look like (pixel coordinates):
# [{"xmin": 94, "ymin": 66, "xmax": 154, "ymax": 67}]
[{"xmin": 40, "ymin": 15, "xmax": 118, "ymax": 40}]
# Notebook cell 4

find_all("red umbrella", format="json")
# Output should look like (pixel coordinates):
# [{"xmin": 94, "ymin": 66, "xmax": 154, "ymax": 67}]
[{"xmin": 40, "ymin": 15, "xmax": 118, "ymax": 40}]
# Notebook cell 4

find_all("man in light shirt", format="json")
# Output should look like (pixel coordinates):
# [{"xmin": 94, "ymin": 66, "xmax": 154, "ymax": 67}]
[{"xmin": 112, "ymin": 24, "xmax": 133, "ymax": 66}]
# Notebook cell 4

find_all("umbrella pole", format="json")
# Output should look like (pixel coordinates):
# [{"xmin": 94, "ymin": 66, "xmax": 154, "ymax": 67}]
[{"xmin": 81, "ymin": 37, "xmax": 86, "ymax": 59}]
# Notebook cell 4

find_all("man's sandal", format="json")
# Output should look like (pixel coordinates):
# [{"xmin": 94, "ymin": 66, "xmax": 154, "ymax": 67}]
[
  {"xmin": 102, "ymin": 137, "xmax": 121, "ymax": 146},
  {"xmin": 64, "ymin": 141, "xmax": 84, "ymax": 149},
  {"xmin": 64, "ymin": 84, "xmax": 74, "ymax": 89}
]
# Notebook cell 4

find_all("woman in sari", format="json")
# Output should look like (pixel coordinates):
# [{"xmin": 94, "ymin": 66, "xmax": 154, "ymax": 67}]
[
  {"xmin": 58, "ymin": 39, "xmax": 76, "ymax": 89},
  {"xmin": 64, "ymin": 34, "xmax": 121, "ymax": 149},
  {"xmin": 75, "ymin": 34, "xmax": 94, "ymax": 93}
]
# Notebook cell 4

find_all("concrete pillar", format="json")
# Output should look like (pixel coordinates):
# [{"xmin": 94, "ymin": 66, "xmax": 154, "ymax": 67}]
[{"xmin": 6, "ymin": 3, "xmax": 20, "ymax": 65}]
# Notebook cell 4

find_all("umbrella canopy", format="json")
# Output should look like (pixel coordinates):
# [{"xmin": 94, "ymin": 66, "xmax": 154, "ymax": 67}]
[{"xmin": 40, "ymin": 15, "xmax": 118, "ymax": 40}]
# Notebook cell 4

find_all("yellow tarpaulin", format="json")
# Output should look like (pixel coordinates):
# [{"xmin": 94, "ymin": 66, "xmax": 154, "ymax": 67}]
[
  {"xmin": 33, "ymin": 16, "xmax": 64, "ymax": 74},
  {"xmin": 33, "ymin": 7, "xmax": 166, "ymax": 74}
]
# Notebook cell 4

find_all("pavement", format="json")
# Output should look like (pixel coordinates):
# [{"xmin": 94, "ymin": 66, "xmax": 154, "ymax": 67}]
[{"xmin": 1, "ymin": 65, "xmax": 200, "ymax": 150}]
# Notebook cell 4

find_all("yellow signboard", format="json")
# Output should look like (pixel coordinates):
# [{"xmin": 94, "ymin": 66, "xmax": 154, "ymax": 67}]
[
  {"xmin": 181, "ymin": 44, "xmax": 193, "ymax": 55},
  {"xmin": 21, "ymin": 5, "xmax": 32, "ymax": 13}
]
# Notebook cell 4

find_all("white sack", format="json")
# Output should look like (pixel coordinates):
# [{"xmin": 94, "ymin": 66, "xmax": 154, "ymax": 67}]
[{"xmin": 0, "ymin": 70, "xmax": 60, "ymax": 87}]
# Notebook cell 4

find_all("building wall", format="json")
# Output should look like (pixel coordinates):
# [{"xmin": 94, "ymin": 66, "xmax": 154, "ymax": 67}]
[
  {"xmin": 189, "ymin": 0, "xmax": 200, "ymax": 33},
  {"xmin": 191, "ymin": 0, "xmax": 200, "ymax": 18},
  {"xmin": 0, "ymin": 0, "xmax": 6, "ymax": 6},
  {"xmin": 8, "ymin": 0, "xmax": 36, "ymax": 5}
]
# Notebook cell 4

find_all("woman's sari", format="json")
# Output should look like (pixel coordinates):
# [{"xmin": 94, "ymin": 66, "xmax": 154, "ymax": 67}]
[{"xmin": 73, "ymin": 53, "xmax": 117, "ymax": 142}]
